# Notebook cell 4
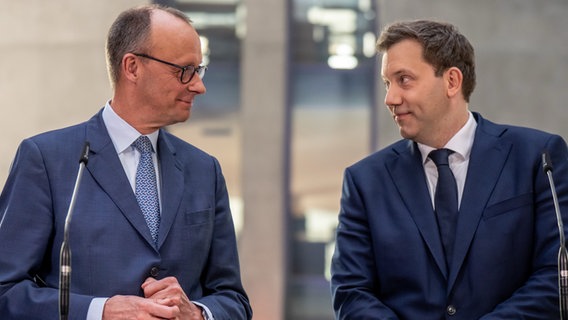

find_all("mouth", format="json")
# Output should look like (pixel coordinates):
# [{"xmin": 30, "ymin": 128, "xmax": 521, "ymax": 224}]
[
  {"xmin": 178, "ymin": 98, "xmax": 193, "ymax": 106},
  {"xmin": 393, "ymin": 111, "xmax": 411, "ymax": 122}
]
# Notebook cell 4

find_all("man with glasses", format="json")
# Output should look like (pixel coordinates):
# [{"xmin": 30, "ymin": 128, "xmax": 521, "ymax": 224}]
[
  {"xmin": 133, "ymin": 53, "xmax": 207, "ymax": 84},
  {"xmin": 0, "ymin": 4, "xmax": 251, "ymax": 320}
]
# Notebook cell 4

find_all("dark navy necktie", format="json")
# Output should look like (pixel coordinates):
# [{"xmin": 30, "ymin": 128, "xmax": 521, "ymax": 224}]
[
  {"xmin": 429, "ymin": 148, "xmax": 458, "ymax": 268},
  {"xmin": 132, "ymin": 136, "xmax": 160, "ymax": 247}
]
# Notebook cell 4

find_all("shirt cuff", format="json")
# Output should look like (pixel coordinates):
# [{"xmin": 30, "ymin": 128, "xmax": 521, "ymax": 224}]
[
  {"xmin": 193, "ymin": 301, "xmax": 214, "ymax": 320},
  {"xmin": 86, "ymin": 297, "xmax": 109, "ymax": 320}
]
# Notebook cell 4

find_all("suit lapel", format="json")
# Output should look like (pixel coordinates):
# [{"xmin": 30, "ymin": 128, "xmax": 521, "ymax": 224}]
[
  {"xmin": 387, "ymin": 141, "xmax": 449, "ymax": 278},
  {"xmin": 156, "ymin": 132, "xmax": 184, "ymax": 249},
  {"xmin": 448, "ymin": 114, "xmax": 512, "ymax": 290},
  {"xmin": 84, "ymin": 111, "xmax": 158, "ymax": 249}
]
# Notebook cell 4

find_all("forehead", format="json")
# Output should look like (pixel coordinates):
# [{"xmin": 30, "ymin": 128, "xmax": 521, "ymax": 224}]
[
  {"xmin": 381, "ymin": 39, "xmax": 430, "ymax": 78},
  {"xmin": 149, "ymin": 10, "xmax": 201, "ymax": 59}
]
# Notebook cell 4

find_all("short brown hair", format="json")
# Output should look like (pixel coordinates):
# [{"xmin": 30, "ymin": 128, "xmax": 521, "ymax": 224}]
[{"xmin": 377, "ymin": 20, "xmax": 476, "ymax": 102}]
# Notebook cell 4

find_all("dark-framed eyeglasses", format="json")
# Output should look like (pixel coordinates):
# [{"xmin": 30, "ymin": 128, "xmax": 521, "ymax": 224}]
[{"xmin": 133, "ymin": 53, "xmax": 207, "ymax": 84}]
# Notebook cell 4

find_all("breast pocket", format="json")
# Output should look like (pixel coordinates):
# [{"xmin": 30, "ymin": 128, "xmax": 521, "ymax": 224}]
[
  {"xmin": 482, "ymin": 192, "xmax": 534, "ymax": 220},
  {"xmin": 184, "ymin": 208, "xmax": 213, "ymax": 226}
]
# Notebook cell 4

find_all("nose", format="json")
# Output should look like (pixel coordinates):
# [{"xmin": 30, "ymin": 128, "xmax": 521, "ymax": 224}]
[
  {"xmin": 187, "ymin": 75, "xmax": 206, "ymax": 95},
  {"xmin": 384, "ymin": 85, "xmax": 402, "ymax": 109}
]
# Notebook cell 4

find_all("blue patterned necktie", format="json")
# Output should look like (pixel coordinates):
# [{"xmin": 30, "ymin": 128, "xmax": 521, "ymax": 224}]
[
  {"xmin": 132, "ymin": 136, "xmax": 160, "ymax": 247},
  {"xmin": 429, "ymin": 148, "xmax": 458, "ymax": 268}
]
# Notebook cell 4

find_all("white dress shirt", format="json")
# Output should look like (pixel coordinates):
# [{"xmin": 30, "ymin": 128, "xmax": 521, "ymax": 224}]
[
  {"xmin": 418, "ymin": 111, "xmax": 477, "ymax": 210},
  {"xmin": 102, "ymin": 102, "xmax": 161, "ymax": 201}
]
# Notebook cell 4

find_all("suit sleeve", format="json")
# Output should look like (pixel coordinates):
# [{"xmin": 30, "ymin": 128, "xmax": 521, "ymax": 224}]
[
  {"xmin": 0, "ymin": 139, "xmax": 93, "ymax": 319},
  {"xmin": 480, "ymin": 134, "xmax": 568, "ymax": 319},
  {"xmin": 330, "ymin": 168, "xmax": 400, "ymax": 320},
  {"xmin": 193, "ymin": 157, "xmax": 253, "ymax": 320}
]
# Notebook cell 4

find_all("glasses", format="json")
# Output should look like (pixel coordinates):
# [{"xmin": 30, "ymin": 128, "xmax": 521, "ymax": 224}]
[{"xmin": 133, "ymin": 53, "xmax": 207, "ymax": 84}]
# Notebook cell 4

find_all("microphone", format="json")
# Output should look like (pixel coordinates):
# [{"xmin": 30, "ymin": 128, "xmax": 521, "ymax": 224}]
[
  {"xmin": 542, "ymin": 152, "xmax": 568, "ymax": 320},
  {"xmin": 59, "ymin": 142, "xmax": 90, "ymax": 320}
]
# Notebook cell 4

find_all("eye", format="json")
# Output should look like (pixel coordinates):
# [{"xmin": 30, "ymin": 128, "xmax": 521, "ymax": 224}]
[
  {"xmin": 383, "ymin": 80, "xmax": 390, "ymax": 89},
  {"xmin": 399, "ymin": 75, "xmax": 411, "ymax": 86}
]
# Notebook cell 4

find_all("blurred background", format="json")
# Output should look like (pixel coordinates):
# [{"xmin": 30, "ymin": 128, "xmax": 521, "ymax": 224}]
[{"xmin": 1, "ymin": 0, "xmax": 567, "ymax": 319}]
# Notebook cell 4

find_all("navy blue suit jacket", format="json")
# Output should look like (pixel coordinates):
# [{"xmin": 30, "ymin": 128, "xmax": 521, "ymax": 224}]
[
  {"xmin": 331, "ymin": 113, "xmax": 568, "ymax": 319},
  {"xmin": 0, "ymin": 110, "xmax": 252, "ymax": 319}
]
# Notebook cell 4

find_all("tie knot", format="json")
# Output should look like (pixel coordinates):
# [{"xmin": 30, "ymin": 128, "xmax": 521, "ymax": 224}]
[
  {"xmin": 132, "ymin": 136, "xmax": 154, "ymax": 154},
  {"xmin": 429, "ymin": 148, "xmax": 453, "ymax": 166}
]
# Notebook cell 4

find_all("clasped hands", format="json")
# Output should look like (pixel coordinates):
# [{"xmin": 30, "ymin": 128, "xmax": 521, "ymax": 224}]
[{"xmin": 103, "ymin": 276, "xmax": 204, "ymax": 320}]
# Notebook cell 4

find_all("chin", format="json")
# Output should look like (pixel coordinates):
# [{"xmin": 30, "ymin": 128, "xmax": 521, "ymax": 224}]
[
  {"xmin": 162, "ymin": 113, "xmax": 190, "ymax": 127},
  {"xmin": 399, "ymin": 129, "xmax": 416, "ymax": 140},
  {"xmin": 179, "ymin": 111, "xmax": 191, "ymax": 122},
  {"xmin": 175, "ymin": 106, "xmax": 191, "ymax": 119}
]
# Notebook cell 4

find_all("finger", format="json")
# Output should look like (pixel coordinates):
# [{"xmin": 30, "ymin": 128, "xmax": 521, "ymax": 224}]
[
  {"xmin": 144, "ymin": 277, "xmax": 180, "ymax": 298},
  {"xmin": 103, "ymin": 295, "xmax": 177, "ymax": 319},
  {"xmin": 154, "ymin": 297, "xmax": 175, "ymax": 307},
  {"xmin": 146, "ymin": 298, "xmax": 180, "ymax": 319},
  {"xmin": 141, "ymin": 277, "xmax": 157, "ymax": 289},
  {"xmin": 143, "ymin": 278, "xmax": 172, "ymax": 298}
]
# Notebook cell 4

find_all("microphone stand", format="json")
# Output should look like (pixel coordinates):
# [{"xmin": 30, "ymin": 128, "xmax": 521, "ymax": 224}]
[
  {"xmin": 59, "ymin": 142, "xmax": 90, "ymax": 320},
  {"xmin": 542, "ymin": 152, "xmax": 568, "ymax": 320}
]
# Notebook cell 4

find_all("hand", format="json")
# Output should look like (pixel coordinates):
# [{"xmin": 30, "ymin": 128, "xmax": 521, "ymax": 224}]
[
  {"xmin": 142, "ymin": 277, "xmax": 205, "ymax": 320},
  {"xmin": 102, "ymin": 294, "xmax": 179, "ymax": 320}
]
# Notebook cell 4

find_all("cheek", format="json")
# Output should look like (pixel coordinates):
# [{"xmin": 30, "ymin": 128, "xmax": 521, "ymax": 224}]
[
  {"xmin": 413, "ymin": 83, "xmax": 444, "ymax": 108},
  {"xmin": 401, "ymin": 90, "xmax": 424, "ymax": 112}
]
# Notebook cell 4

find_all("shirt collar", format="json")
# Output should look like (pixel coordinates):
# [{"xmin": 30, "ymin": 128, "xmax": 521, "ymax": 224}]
[
  {"xmin": 102, "ymin": 101, "xmax": 159, "ymax": 154},
  {"xmin": 418, "ymin": 111, "xmax": 477, "ymax": 164}
]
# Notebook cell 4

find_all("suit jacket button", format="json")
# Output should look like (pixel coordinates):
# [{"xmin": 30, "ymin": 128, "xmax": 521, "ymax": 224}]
[
  {"xmin": 446, "ymin": 305, "xmax": 456, "ymax": 316},
  {"xmin": 150, "ymin": 266, "xmax": 159, "ymax": 277}
]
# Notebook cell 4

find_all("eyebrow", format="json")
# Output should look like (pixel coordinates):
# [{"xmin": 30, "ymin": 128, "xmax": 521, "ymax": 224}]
[{"xmin": 383, "ymin": 68, "xmax": 414, "ymax": 80}]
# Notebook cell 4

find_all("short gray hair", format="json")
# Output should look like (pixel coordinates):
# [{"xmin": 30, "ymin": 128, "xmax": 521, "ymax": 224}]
[{"xmin": 105, "ymin": 4, "xmax": 192, "ymax": 88}]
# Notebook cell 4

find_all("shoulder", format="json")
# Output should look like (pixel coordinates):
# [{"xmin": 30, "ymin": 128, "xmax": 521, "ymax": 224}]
[
  {"xmin": 348, "ymin": 139, "xmax": 413, "ymax": 173},
  {"xmin": 25, "ymin": 110, "xmax": 105, "ymax": 149},
  {"xmin": 21, "ymin": 120, "xmax": 91, "ymax": 159},
  {"xmin": 474, "ymin": 112, "xmax": 565, "ymax": 146}
]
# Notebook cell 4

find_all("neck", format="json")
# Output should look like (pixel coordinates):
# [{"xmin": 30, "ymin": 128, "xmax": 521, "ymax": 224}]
[
  {"xmin": 425, "ymin": 108, "xmax": 470, "ymax": 149},
  {"xmin": 109, "ymin": 94, "xmax": 160, "ymax": 135}
]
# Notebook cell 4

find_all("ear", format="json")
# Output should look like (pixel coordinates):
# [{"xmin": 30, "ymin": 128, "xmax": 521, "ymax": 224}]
[
  {"xmin": 121, "ymin": 53, "xmax": 140, "ymax": 83},
  {"xmin": 444, "ymin": 67, "xmax": 463, "ymax": 99}
]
